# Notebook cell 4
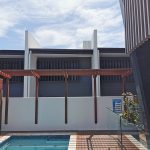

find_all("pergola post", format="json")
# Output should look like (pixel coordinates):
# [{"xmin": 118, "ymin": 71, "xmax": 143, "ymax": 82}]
[
  {"xmin": 5, "ymin": 78, "xmax": 10, "ymax": 124},
  {"xmin": 35, "ymin": 77, "xmax": 39, "ymax": 124},
  {"xmin": 122, "ymin": 76, "xmax": 126, "ymax": 93},
  {"xmin": 93, "ymin": 75, "xmax": 97, "ymax": 124},
  {"xmin": 64, "ymin": 74, "xmax": 68, "ymax": 124},
  {"xmin": 0, "ymin": 79, "xmax": 3, "ymax": 132}
]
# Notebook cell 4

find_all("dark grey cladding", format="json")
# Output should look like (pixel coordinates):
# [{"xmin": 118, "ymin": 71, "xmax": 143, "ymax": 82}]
[
  {"xmin": 29, "ymin": 48, "xmax": 93, "ymax": 54},
  {"xmin": 0, "ymin": 50, "xmax": 24, "ymax": 55},
  {"xmin": 130, "ymin": 39, "xmax": 150, "ymax": 135},
  {"xmin": 98, "ymin": 48, "xmax": 125, "ymax": 53},
  {"xmin": 121, "ymin": 0, "xmax": 150, "ymax": 53}
]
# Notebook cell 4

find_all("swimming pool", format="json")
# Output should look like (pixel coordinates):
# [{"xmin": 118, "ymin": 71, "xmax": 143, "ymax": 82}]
[{"xmin": 0, "ymin": 135, "xmax": 70, "ymax": 150}]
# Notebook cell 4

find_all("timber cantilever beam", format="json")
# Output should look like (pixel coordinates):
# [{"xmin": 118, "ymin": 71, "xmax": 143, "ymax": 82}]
[
  {"xmin": 31, "ymin": 70, "xmax": 40, "ymax": 79},
  {"xmin": 0, "ymin": 71, "xmax": 11, "ymax": 79}
]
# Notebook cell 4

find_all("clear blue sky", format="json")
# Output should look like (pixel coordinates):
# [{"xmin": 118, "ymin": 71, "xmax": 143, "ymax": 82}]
[{"xmin": 0, "ymin": 0, "xmax": 124, "ymax": 49}]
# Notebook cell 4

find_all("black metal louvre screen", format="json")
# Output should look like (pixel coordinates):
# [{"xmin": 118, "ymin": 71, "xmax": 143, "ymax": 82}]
[
  {"xmin": 100, "ymin": 57, "xmax": 133, "ymax": 82},
  {"xmin": 0, "ymin": 58, "xmax": 24, "ymax": 82},
  {"xmin": 37, "ymin": 58, "xmax": 79, "ymax": 82},
  {"xmin": 0, "ymin": 58, "xmax": 24, "ymax": 97},
  {"xmin": 100, "ymin": 57, "xmax": 136, "ymax": 96}
]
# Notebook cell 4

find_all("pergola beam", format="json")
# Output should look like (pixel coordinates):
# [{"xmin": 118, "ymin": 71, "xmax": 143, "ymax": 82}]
[{"xmin": 2, "ymin": 69, "xmax": 132, "ymax": 77}]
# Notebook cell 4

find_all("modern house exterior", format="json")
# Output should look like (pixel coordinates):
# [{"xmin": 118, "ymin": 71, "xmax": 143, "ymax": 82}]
[{"xmin": 0, "ymin": 30, "xmax": 136, "ymax": 132}]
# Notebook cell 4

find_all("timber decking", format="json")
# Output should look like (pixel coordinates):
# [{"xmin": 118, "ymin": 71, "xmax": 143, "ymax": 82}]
[{"xmin": 76, "ymin": 135, "xmax": 145, "ymax": 150}]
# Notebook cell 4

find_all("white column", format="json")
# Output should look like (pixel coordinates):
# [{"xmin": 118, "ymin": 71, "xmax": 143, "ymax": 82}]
[
  {"xmin": 92, "ymin": 29, "xmax": 100, "ymax": 96},
  {"xmin": 24, "ymin": 30, "xmax": 41, "ymax": 97},
  {"xmin": 24, "ymin": 30, "xmax": 29, "ymax": 97},
  {"xmin": 28, "ymin": 52, "xmax": 37, "ymax": 97},
  {"xmin": 28, "ymin": 50, "xmax": 31, "ymax": 97}
]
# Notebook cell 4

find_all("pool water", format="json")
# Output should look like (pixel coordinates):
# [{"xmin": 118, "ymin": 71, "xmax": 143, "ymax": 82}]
[{"xmin": 0, "ymin": 135, "xmax": 70, "ymax": 150}]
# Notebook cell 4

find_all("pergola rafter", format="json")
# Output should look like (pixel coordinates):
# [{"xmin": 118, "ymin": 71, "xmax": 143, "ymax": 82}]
[
  {"xmin": 0, "ymin": 79, "xmax": 3, "ymax": 131},
  {"xmin": 0, "ymin": 68, "xmax": 132, "ymax": 125}
]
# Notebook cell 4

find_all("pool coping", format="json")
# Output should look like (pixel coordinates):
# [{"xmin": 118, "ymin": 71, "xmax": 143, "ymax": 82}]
[
  {"xmin": 0, "ymin": 136, "xmax": 10, "ymax": 144},
  {"xmin": 68, "ymin": 135, "xmax": 77, "ymax": 150},
  {"xmin": 125, "ymin": 135, "xmax": 147, "ymax": 150}
]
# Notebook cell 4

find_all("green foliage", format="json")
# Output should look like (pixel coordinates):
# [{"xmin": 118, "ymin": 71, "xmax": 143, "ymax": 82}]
[{"xmin": 122, "ymin": 92, "xmax": 140, "ymax": 125}]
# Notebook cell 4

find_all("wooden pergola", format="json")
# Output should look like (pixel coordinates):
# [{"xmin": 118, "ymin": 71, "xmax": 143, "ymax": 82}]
[{"xmin": 0, "ymin": 69, "xmax": 132, "ymax": 126}]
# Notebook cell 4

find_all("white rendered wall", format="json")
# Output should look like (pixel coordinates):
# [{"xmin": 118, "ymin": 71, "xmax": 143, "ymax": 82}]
[
  {"xmin": 1, "ymin": 96, "xmax": 123, "ymax": 131},
  {"xmin": 27, "ymin": 32, "xmax": 40, "ymax": 49}
]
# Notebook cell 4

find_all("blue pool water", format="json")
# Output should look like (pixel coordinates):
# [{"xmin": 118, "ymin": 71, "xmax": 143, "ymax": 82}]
[{"xmin": 0, "ymin": 135, "xmax": 70, "ymax": 150}]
